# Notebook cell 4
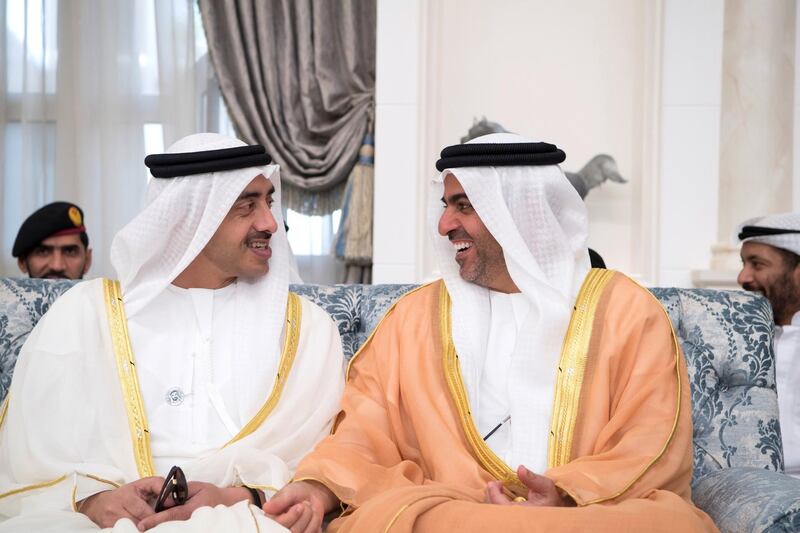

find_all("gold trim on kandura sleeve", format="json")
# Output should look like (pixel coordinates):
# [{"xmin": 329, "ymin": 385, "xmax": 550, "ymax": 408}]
[
  {"xmin": 439, "ymin": 283, "xmax": 527, "ymax": 497},
  {"xmin": 224, "ymin": 292, "xmax": 302, "ymax": 447},
  {"xmin": 0, "ymin": 394, "xmax": 9, "ymax": 429},
  {"xmin": 103, "ymin": 279, "xmax": 155, "ymax": 478},
  {"xmin": 547, "ymin": 268, "xmax": 616, "ymax": 468},
  {"xmin": 0, "ymin": 474, "xmax": 67, "ymax": 500}
]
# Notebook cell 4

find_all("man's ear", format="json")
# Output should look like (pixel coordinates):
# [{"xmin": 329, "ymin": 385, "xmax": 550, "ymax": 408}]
[
  {"xmin": 83, "ymin": 248, "xmax": 93, "ymax": 275},
  {"xmin": 17, "ymin": 257, "xmax": 28, "ymax": 274}
]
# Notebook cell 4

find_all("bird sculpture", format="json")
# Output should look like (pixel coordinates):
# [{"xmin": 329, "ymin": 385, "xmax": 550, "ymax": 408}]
[{"xmin": 461, "ymin": 117, "xmax": 628, "ymax": 199}]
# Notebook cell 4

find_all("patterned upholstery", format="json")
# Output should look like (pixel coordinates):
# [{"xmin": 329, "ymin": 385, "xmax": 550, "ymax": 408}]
[
  {"xmin": 1, "ymin": 277, "xmax": 799, "ymax": 532},
  {"xmin": 650, "ymin": 288, "xmax": 783, "ymax": 480},
  {"xmin": 692, "ymin": 467, "xmax": 800, "ymax": 532}
]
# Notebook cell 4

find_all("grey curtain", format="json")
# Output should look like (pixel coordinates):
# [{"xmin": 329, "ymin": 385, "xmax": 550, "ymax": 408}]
[{"xmin": 198, "ymin": 0, "xmax": 376, "ymax": 215}]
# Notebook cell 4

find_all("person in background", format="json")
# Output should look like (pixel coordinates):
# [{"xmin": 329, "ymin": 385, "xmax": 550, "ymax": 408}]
[
  {"xmin": 12, "ymin": 201, "xmax": 92, "ymax": 279},
  {"xmin": 737, "ymin": 212, "xmax": 800, "ymax": 478}
]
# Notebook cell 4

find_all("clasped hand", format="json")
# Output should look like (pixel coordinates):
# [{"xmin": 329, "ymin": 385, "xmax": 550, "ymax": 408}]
[
  {"xmin": 484, "ymin": 465, "xmax": 575, "ymax": 507},
  {"xmin": 77, "ymin": 478, "xmax": 254, "ymax": 531},
  {"xmin": 262, "ymin": 480, "xmax": 338, "ymax": 533}
]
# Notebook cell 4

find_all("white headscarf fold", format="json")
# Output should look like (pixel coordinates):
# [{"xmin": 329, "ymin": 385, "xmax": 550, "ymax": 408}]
[
  {"xmin": 428, "ymin": 133, "xmax": 590, "ymax": 472},
  {"xmin": 737, "ymin": 211, "xmax": 800, "ymax": 256},
  {"xmin": 111, "ymin": 133, "xmax": 288, "ymax": 423}
]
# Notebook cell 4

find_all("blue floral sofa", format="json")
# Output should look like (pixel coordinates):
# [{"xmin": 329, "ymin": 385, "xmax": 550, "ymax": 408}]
[{"xmin": 1, "ymin": 277, "xmax": 800, "ymax": 532}]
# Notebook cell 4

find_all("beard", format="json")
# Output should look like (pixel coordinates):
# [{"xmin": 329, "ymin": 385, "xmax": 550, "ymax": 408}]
[{"xmin": 761, "ymin": 270, "xmax": 800, "ymax": 324}]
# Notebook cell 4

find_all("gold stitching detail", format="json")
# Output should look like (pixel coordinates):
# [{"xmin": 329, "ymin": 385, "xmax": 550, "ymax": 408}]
[
  {"xmin": 73, "ymin": 474, "xmax": 121, "ymax": 513},
  {"xmin": 439, "ymin": 283, "xmax": 526, "ymax": 496},
  {"xmin": 224, "ymin": 293, "xmax": 302, "ymax": 446},
  {"xmin": 0, "ymin": 395, "xmax": 9, "ymax": 429},
  {"xmin": 548, "ymin": 268, "xmax": 615, "ymax": 467},
  {"xmin": 81, "ymin": 473, "xmax": 121, "ymax": 489},
  {"xmin": 103, "ymin": 279, "xmax": 154, "ymax": 477},
  {"xmin": 0, "ymin": 475, "xmax": 67, "ymax": 499}
]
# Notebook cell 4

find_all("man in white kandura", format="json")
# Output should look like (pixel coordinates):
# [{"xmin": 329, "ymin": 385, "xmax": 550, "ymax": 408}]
[
  {"xmin": 0, "ymin": 133, "xmax": 345, "ymax": 532},
  {"xmin": 737, "ymin": 212, "xmax": 800, "ymax": 479}
]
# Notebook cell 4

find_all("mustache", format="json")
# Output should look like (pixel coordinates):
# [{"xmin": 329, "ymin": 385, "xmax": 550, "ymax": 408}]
[
  {"xmin": 245, "ymin": 231, "xmax": 272, "ymax": 243},
  {"xmin": 42, "ymin": 271, "xmax": 68, "ymax": 279},
  {"xmin": 447, "ymin": 230, "xmax": 472, "ymax": 241}
]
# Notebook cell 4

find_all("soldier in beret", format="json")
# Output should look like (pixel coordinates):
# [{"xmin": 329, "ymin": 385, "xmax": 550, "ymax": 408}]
[{"xmin": 12, "ymin": 201, "xmax": 92, "ymax": 279}]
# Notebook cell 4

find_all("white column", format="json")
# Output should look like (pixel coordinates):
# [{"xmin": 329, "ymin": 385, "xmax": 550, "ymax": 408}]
[
  {"xmin": 372, "ymin": 0, "xmax": 422, "ymax": 283},
  {"xmin": 712, "ymin": 0, "xmax": 796, "ymax": 271},
  {"xmin": 659, "ymin": 0, "xmax": 724, "ymax": 287}
]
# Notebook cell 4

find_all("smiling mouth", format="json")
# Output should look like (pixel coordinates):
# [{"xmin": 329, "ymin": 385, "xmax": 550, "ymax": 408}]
[
  {"xmin": 452, "ymin": 241, "xmax": 473, "ymax": 261},
  {"xmin": 247, "ymin": 239, "xmax": 272, "ymax": 260}
]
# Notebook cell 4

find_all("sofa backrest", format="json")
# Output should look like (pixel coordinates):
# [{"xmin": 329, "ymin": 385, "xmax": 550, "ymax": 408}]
[{"xmin": 0, "ymin": 278, "xmax": 783, "ymax": 483}]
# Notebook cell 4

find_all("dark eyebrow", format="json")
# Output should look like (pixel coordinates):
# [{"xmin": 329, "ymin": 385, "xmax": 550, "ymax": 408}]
[
  {"xmin": 743, "ymin": 253, "xmax": 768, "ymax": 263},
  {"xmin": 237, "ymin": 184, "xmax": 276, "ymax": 201},
  {"xmin": 442, "ymin": 193, "xmax": 469, "ymax": 205},
  {"xmin": 237, "ymin": 191, "xmax": 260, "ymax": 201}
]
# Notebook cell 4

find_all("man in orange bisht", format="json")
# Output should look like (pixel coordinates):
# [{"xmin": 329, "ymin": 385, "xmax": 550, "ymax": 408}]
[{"xmin": 263, "ymin": 133, "xmax": 718, "ymax": 532}]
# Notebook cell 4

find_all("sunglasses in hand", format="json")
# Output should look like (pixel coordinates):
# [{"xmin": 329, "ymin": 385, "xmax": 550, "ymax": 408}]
[{"xmin": 154, "ymin": 466, "xmax": 189, "ymax": 513}]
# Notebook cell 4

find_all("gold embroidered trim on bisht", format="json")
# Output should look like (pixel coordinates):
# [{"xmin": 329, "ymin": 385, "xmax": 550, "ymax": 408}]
[
  {"xmin": 0, "ymin": 395, "xmax": 8, "ymax": 429},
  {"xmin": 547, "ymin": 268, "xmax": 615, "ymax": 468},
  {"xmin": 224, "ymin": 292, "xmax": 302, "ymax": 446},
  {"xmin": 439, "ymin": 283, "xmax": 526, "ymax": 497},
  {"xmin": 103, "ymin": 279, "xmax": 155, "ymax": 478}
]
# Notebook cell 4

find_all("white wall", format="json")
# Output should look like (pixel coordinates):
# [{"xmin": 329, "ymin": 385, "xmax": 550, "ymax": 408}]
[
  {"xmin": 374, "ymin": 1, "xmax": 798, "ymax": 287},
  {"xmin": 658, "ymin": 0, "xmax": 724, "ymax": 287},
  {"xmin": 375, "ymin": 0, "xmax": 662, "ymax": 284},
  {"xmin": 371, "ymin": 1, "xmax": 422, "ymax": 283}
]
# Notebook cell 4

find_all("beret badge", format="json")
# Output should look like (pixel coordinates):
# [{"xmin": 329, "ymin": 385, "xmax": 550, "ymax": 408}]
[{"xmin": 68, "ymin": 206, "xmax": 82, "ymax": 227}]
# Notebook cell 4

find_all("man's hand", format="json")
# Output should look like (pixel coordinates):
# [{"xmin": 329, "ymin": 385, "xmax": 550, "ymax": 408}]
[
  {"xmin": 484, "ymin": 465, "xmax": 575, "ymax": 507},
  {"xmin": 136, "ymin": 482, "xmax": 252, "ymax": 531},
  {"xmin": 77, "ymin": 476, "xmax": 164, "ymax": 528},
  {"xmin": 262, "ymin": 480, "xmax": 338, "ymax": 533}
]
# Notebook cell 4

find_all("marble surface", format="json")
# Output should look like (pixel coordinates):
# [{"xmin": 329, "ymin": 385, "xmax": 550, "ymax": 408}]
[{"xmin": 716, "ymin": 0, "xmax": 795, "ymax": 250}]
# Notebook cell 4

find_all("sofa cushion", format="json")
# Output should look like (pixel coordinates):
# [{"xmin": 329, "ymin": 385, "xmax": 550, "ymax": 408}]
[
  {"xmin": 290, "ymin": 284, "xmax": 417, "ymax": 359},
  {"xmin": 651, "ymin": 288, "xmax": 782, "ymax": 481},
  {"xmin": 0, "ymin": 278, "xmax": 784, "ymax": 485},
  {"xmin": 691, "ymin": 467, "xmax": 800, "ymax": 533},
  {"xmin": 0, "ymin": 278, "xmax": 75, "ymax": 396}
]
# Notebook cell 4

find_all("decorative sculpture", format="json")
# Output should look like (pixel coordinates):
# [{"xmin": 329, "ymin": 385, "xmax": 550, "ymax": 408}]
[{"xmin": 461, "ymin": 117, "xmax": 628, "ymax": 199}]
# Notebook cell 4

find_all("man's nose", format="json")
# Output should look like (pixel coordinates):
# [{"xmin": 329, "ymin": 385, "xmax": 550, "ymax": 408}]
[
  {"xmin": 50, "ymin": 250, "xmax": 66, "ymax": 271},
  {"xmin": 255, "ymin": 203, "xmax": 278, "ymax": 234},
  {"xmin": 737, "ymin": 265, "xmax": 753, "ymax": 287},
  {"xmin": 438, "ymin": 209, "xmax": 458, "ymax": 237}
]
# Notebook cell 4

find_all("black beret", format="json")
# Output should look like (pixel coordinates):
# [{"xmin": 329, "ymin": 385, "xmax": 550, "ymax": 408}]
[{"xmin": 12, "ymin": 202, "xmax": 87, "ymax": 258}]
